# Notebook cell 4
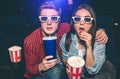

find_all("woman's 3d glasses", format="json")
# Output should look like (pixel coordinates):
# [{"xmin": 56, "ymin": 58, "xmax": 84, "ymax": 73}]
[
  {"xmin": 72, "ymin": 16, "xmax": 94, "ymax": 24},
  {"xmin": 39, "ymin": 16, "xmax": 60, "ymax": 22}
]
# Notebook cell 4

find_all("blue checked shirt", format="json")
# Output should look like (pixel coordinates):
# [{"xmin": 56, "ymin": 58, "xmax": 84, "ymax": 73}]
[{"xmin": 60, "ymin": 33, "xmax": 106, "ymax": 74}]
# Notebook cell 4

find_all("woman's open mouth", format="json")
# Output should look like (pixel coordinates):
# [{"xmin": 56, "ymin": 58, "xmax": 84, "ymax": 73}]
[{"xmin": 79, "ymin": 28, "xmax": 84, "ymax": 34}]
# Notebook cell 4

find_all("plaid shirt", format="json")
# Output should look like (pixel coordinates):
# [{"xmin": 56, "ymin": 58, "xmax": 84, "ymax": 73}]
[{"xmin": 24, "ymin": 23, "xmax": 70, "ymax": 78}]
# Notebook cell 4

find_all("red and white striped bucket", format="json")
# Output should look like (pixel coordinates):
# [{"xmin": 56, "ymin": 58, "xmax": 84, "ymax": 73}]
[
  {"xmin": 67, "ymin": 56, "xmax": 85, "ymax": 79},
  {"xmin": 69, "ymin": 65, "xmax": 84, "ymax": 79},
  {"xmin": 8, "ymin": 46, "xmax": 21, "ymax": 63}
]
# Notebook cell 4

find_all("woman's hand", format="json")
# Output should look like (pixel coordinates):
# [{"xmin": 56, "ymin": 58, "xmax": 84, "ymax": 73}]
[
  {"xmin": 95, "ymin": 29, "xmax": 108, "ymax": 44},
  {"xmin": 39, "ymin": 56, "xmax": 57, "ymax": 71},
  {"xmin": 79, "ymin": 31, "xmax": 92, "ymax": 48}
]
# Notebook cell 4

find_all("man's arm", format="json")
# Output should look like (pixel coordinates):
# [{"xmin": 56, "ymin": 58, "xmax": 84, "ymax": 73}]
[{"xmin": 95, "ymin": 29, "xmax": 108, "ymax": 44}]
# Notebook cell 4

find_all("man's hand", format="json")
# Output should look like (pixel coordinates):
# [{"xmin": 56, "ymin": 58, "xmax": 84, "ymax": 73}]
[
  {"xmin": 39, "ymin": 56, "xmax": 57, "ymax": 71},
  {"xmin": 95, "ymin": 29, "xmax": 108, "ymax": 44}
]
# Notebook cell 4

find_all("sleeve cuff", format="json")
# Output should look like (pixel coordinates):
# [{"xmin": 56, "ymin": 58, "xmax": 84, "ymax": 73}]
[{"xmin": 85, "ymin": 63, "xmax": 98, "ymax": 73}]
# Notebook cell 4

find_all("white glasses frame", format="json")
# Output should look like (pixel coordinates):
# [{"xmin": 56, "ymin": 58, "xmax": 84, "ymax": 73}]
[
  {"xmin": 39, "ymin": 16, "xmax": 60, "ymax": 22},
  {"xmin": 72, "ymin": 16, "xmax": 94, "ymax": 24}
]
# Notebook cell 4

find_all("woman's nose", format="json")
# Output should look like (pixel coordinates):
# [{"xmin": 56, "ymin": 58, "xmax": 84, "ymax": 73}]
[{"xmin": 80, "ymin": 20, "xmax": 85, "ymax": 25}]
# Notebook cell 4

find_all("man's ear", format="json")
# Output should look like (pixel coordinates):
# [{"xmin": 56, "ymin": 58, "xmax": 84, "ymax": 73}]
[
  {"xmin": 59, "ymin": 8, "xmax": 62, "ymax": 15},
  {"xmin": 58, "ymin": 17, "xmax": 61, "ymax": 23}
]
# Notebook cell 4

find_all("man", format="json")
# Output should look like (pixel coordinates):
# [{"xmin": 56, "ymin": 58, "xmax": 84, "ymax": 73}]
[{"xmin": 24, "ymin": 1, "xmax": 108, "ymax": 79}]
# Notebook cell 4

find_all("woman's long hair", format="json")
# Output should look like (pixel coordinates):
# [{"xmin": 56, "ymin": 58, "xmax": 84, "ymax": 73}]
[{"xmin": 65, "ymin": 4, "xmax": 97, "ymax": 51}]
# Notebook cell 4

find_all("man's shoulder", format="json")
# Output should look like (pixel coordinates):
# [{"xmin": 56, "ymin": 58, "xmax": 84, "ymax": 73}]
[
  {"xmin": 59, "ymin": 22, "xmax": 70, "ymax": 31},
  {"xmin": 59, "ymin": 22, "xmax": 70, "ymax": 27},
  {"xmin": 24, "ymin": 28, "xmax": 41, "ymax": 43}
]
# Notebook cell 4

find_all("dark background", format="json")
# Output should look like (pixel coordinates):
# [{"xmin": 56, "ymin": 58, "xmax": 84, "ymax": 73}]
[
  {"xmin": 0, "ymin": 0, "xmax": 120, "ymax": 27},
  {"xmin": 0, "ymin": 0, "xmax": 120, "ymax": 79},
  {"xmin": 0, "ymin": 0, "xmax": 119, "ymax": 15}
]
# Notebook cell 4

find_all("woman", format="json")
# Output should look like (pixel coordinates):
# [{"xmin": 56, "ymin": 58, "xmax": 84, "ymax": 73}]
[{"xmin": 60, "ymin": 4, "xmax": 116, "ymax": 79}]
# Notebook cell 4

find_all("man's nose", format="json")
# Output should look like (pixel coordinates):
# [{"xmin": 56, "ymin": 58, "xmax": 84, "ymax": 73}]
[{"xmin": 47, "ymin": 19, "xmax": 52, "ymax": 24}]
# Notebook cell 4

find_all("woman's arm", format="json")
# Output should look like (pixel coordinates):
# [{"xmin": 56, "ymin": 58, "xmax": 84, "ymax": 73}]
[
  {"xmin": 60, "ymin": 34, "xmax": 69, "ymax": 61},
  {"xmin": 85, "ymin": 42, "xmax": 106, "ymax": 74},
  {"xmin": 79, "ymin": 31, "xmax": 106, "ymax": 74}
]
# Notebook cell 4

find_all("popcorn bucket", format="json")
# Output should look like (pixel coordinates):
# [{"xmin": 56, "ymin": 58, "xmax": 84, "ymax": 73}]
[
  {"xmin": 67, "ymin": 56, "xmax": 85, "ymax": 79},
  {"xmin": 8, "ymin": 46, "xmax": 22, "ymax": 63}
]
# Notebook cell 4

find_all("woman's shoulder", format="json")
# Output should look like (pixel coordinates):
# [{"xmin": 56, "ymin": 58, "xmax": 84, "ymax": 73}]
[{"xmin": 62, "ymin": 33, "xmax": 67, "ymax": 39}]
